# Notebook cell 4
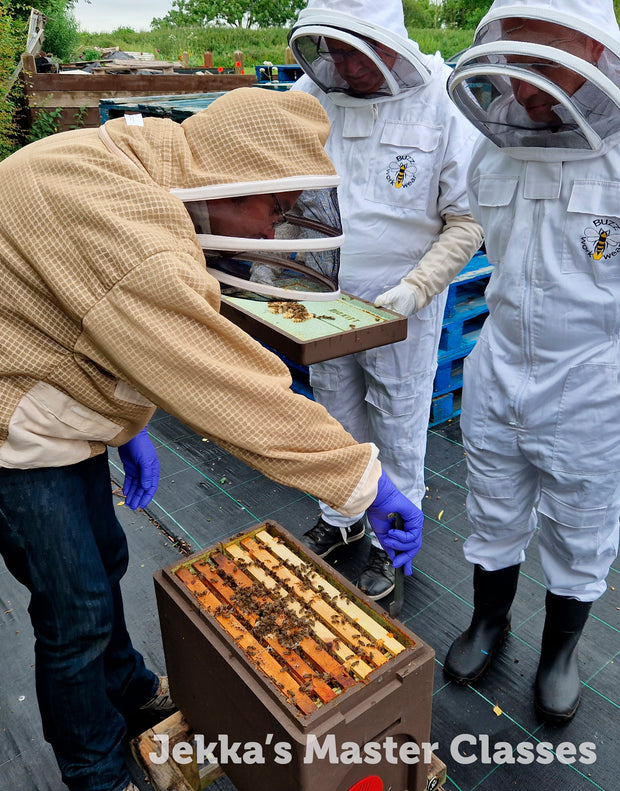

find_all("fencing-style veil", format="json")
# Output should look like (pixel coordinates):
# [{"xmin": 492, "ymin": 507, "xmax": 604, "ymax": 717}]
[
  {"xmin": 447, "ymin": 0, "xmax": 620, "ymax": 157},
  {"xmin": 171, "ymin": 89, "xmax": 345, "ymax": 301},
  {"xmin": 289, "ymin": 0, "xmax": 432, "ymax": 105}
]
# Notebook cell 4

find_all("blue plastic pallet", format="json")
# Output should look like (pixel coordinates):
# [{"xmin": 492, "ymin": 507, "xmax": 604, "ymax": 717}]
[
  {"xmin": 434, "ymin": 357, "xmax": 464, "ymax": 394},
  {"xmin": 99, "ymin": 91, "xmax": 226, "ymax": 123},
  {"xmin": 98, "ymin": 82, "xmax": 295, "ymax": 124},
  {"xmin": 429, "ymin": 390, "xmax": 462, "ymax": 427},
  {"xmin": 255, "ymin": 64, "xmax": 303, "ymax": 83},
  {"xmin": 444, "ymin": 251, "xmax": 492, "ymax": 318},
  {"xmin": 439, "ymin": 311, "xmax": 487, "ymax": 353},
  {"xmin": 430, "ymin": 252, "xmax": 492, "ymax": 423}
]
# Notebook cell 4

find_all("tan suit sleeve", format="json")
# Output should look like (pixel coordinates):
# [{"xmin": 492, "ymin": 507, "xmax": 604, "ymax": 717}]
[
  {"xmin": 403, "ymin": 214, "xmax": 484, "ymax": 310},
  {"xmin": 77, "ymin": 251, "xmax": 381, "ymax": 515}
]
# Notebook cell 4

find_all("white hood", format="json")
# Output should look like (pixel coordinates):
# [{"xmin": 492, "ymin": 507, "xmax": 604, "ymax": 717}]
[
  {"xmin": 303, "ymin": 0, "xmax": 408, "ymax": 38},
  {"xmin": 475, "ymin": 0, "xmax": 619, "ymax": 38}
]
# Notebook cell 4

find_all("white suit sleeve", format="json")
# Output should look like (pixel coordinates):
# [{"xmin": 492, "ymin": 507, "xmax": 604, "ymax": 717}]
[{"xmin": 401, "ymin": 214, "xmax": 483, "ymax": 311}]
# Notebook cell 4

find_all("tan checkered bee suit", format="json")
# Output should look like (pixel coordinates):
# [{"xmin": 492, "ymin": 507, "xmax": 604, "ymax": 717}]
[{"xmin": 0, "ymin": 88, "xmax": 380, "ymax": 515}]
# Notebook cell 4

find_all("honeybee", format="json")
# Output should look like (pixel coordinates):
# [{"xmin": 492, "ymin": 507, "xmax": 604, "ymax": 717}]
[{"xmin": 585, "ymin": 227, "xmax": 620, "ymax": 260}]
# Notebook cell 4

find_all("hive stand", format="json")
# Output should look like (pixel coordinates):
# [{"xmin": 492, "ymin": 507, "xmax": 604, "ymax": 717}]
[{"xmin": 131, "ymin": 711, "xmax": 448, "ymax": 791}]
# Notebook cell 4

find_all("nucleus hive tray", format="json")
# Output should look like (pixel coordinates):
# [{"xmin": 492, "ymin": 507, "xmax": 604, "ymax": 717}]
[{"xmin": 219, "ymin": 292, "xmax": 407, "ymax": 364}]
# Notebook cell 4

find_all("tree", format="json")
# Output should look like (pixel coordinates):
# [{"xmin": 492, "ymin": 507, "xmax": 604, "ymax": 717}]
[
  {"xmin": 440, "ymin": 1, "xmax": 620, "ymax": 30},
  {"xmin": 152, "ymin": 0, "xmax": 306, "ymax": 29},
  {"xmin": 402, "ymin": 0, "xmax": 436, "ymax": 29},
  {"xmin": 4, "ymin": 0, "xmax": 79, "ymax": 61},
  {"xmin": 439, "ymin": 0, "xmax": 492, "ymax": 29}
]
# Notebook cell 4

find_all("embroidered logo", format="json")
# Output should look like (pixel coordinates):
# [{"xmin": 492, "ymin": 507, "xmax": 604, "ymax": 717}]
[
  {"xmin": 581, "ymin": 218, "xmax": 620, "ymax": 261},
  {"xmin": 386, "ymin": 154, "xmax": 417, "ymax": 189}
]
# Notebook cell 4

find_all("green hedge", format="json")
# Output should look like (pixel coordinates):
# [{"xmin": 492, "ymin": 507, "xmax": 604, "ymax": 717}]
[{"xmin": 0, "ymin": 3, "xmax": 20, "ymax": 159}]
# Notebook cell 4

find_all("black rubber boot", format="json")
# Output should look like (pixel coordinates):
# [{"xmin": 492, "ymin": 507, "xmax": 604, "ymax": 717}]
[
  {"xmin": 534, "ymin": 592, "xmax": 592, "ymax": 722},
  {"xmin": 444, "ymin": 564, "xmax": 520, "ymax": 684}
]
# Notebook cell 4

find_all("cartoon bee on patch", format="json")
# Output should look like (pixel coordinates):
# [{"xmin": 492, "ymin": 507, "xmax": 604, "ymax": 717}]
[
  {"xmin": 388, "ymin": 160, "xmax": 408, "ymax": 188},
  {"xmin": 387, "ymin": 159, "xmax": 410, "ymax": 189},
  {"xmin": 584, "ymin": 227, "xmax": 620, "ymax": 260}
]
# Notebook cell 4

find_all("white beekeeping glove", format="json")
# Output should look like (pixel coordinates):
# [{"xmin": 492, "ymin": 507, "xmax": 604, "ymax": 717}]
[{"xmin": 375, "ymin": 282, "xmax": 418, "ymax": 316}]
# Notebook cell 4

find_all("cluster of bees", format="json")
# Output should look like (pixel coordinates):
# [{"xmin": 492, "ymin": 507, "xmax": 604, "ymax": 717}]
[
  {"xmin": 213, "ymin": 566, "xmax": 315, "ymax": 651},
  {"xmin": 211, "ymin": 554, "xmax": 387, "ymax": 670},
  {"xmin": 267, "ymin": 301, "xmax": 334, "ymax": 323}
]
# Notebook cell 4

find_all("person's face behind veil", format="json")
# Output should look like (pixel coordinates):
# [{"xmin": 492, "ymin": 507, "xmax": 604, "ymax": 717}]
[{"xmin": 503, "ymin": 19, "xmax": 604, "ymax": 124}]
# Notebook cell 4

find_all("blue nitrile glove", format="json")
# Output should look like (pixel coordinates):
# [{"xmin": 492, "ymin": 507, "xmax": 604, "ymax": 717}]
[
  {"xmin": 366, "ymin": 472, "xmax": 424, "ymax": 576},
  {"xmin": 118, "ymin": 427, "xmax": 160, "ymax": 510}
]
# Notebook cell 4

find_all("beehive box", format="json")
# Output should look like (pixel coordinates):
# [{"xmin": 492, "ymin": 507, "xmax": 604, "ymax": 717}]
[{"xmin": 155, "ymin": 521, "xmax": 435, "ymax": 791}]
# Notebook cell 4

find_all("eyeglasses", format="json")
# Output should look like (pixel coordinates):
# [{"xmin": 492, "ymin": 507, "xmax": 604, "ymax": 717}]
[
  {"xmin": 270, "ymin": 193, "xmax": 289, "ymax": 225},
  {"xmin": 317, "ymin": 40, "xmax": 395, "ymax": 65}
]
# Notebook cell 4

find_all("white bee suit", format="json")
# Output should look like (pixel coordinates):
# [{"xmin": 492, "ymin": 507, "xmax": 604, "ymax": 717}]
[
  {"xmin": 448, "ymin": 0, "xmax": 620, "ymax": 599},
  {"xmin": 289, "ymin": 0, "xmax": 482, "ymax": 528}
]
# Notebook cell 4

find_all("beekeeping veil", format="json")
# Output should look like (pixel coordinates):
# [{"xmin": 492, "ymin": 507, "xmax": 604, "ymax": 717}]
[
  {"xmin": 171, "ymin": 88, "xmax": 343, "ymax": 300},
  {"xmin": 288, "ymin": 0, "xmax": 432, "ymax": 105},
  {"xmin": 447, "ymin": 0, "xmax": 620, "ymax": 159}
]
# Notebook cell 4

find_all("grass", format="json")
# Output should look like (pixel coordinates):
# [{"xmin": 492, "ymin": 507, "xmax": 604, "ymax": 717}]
[{"xmin": 74, "ymin": 25, "xmax": 476, "ymax": 67}]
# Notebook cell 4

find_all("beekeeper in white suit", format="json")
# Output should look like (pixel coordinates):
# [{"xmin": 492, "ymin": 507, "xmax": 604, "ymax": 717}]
[
  {"xmin": 443, "ymin": 0, "xmax": 620, "ymax": 721},
  {"xmin": 288, "ymin": 0, "xmax": 483, "ymax": 599}
]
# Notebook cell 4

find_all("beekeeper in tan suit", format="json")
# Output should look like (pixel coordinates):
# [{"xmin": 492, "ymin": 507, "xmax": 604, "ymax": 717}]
[{"xmin": 0, "ymin": 88, "xmax": 424, "ymax": 791}]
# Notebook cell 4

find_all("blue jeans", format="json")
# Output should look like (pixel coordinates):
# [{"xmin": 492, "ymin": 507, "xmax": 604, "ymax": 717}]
[{"xmin": 0, "ymin": 452, "xmax": 158, "ymax": 791}]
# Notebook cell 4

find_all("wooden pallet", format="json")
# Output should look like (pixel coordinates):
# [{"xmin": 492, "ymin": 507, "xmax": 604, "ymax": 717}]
[{"xmin": 131, "ymin": 711, "xmax": 447, "ymax": 791}]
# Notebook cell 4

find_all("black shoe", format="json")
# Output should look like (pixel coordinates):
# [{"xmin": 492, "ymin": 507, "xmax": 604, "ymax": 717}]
[
  {"xmin": 534, "ymin": 592, "xmax": 592, "ymax": 722},
  {"xmin": 357, "ymin": 546, "xmax": 395, "ymax": 600},
  {"xmin": 139, "ymin": 675, "xmax": 175, "ymax": 715},
  {"xmin": 302, "ymin": 516, "xmax": 365, "ymax": 558},
  {"xmin": 444, "ymin": 564, "xmax": 520, "ymax": 684},
  {"xmin": 123, "ymin": 676, "xmax": 177, "ymax": 741}
]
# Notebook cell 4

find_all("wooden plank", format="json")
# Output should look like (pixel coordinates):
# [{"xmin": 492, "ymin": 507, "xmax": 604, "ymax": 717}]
[
  {"xmin": 20, "ymin": 73, "xmax": 257, "ymax": 132},
  {"xmin": 225, "ymin": 543, "xmax": 372, "ymax": 680},
  {"xmin": 174, "ymin": 567, "xmax": 316, "ymax": 715},
  {"xmin": 107, "ymin": 59, "xmax": 180, "ymax": 69},
  {"xmin": 256, "ymin": 530, "xmax": 406, "ymax": 655},
  {"xmin": 25, "ymin": 73, "xmax": 256, "ymax": 92},
  {"xmin": 21, "ymin": 53, "xmax": 36, "ymax": 76},
  {"xmin": 241, "ymin": 537, "xmax": 387, "ymax": 669},
  {"xmin": 212, "ymin": 553, "xmax": 355, "ymax": 691},
  {"xmin": 131, "ymin": 723, "xmax": 197, "ymax": 791},
  {"xmin": 150, "ymin": 712, "xmax": 201, "ymax": 790},
  {"xmin": 192, "ymin": 560, "xmax": 336, "ymax": 704},
  {"xmin": 131, "ymin": 711, "xmax": 224, "ymax": 791},
  {"xmin": 92, "ymin": 63, "xmax": 176, "ymax": 74},
  {"xmin": 428, "ymin": 752, "xmax": 447, "ymax": 790}
]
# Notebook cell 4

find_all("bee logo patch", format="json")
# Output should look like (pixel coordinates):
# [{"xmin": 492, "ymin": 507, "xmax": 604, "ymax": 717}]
[
  {"xmin": 581, "ymin": 218, "xmax": 620, "ymax": 261},
  {"xmin": 386, "ymin": 154, "xmax": 417, "ymax": 189}
]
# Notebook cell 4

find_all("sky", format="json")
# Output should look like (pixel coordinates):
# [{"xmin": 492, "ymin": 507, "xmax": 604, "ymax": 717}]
[{"xmin": 72, "ymin": 0, "xmax": 175, "ymax": 33}]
